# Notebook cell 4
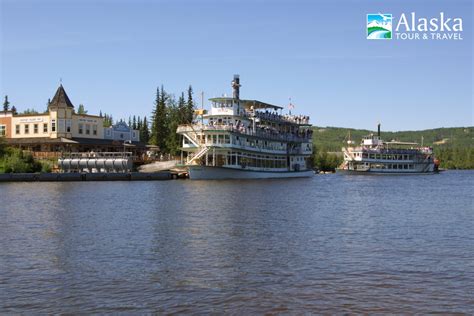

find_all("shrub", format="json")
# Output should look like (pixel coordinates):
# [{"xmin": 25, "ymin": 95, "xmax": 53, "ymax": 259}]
[{"xmin": 2, "ymin": 148, "xmax": 42, "ymax": 173}]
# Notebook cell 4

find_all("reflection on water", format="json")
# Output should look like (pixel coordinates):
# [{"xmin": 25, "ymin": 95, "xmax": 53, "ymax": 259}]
[{"xmin": 1, "ymin": 171, "xmax": 473, "ymax": 313}]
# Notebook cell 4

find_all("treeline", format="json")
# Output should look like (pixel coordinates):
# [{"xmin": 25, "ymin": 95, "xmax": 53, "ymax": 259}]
[
  {"xmin": 311, "ymin": 146, "xmax": 343, "ymax": 172},
  {"xmin": 148, "ymin": 85, "xmax": 194, "ymax": 155},
  {"xmin": 101, "ymin": 84, "xmax": 194, "ymax": 154},
  {"xmin": 434, "ymin": 146, "xmax": 474, "ymax": 169}
]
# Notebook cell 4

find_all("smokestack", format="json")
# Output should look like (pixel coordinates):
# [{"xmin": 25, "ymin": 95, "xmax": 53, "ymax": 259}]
[
  {"xmin": 232, "ymin": 75, "xmax": 241, "ymax": 99},
  {"xmin": 377, "ymin": 123, "xmax": 381, "ymax": 137}
]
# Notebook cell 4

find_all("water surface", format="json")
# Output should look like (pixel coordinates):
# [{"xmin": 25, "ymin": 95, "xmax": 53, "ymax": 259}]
[{"xmin": 1, "ymin": 171, "xmax": 473, "ymax": 313}]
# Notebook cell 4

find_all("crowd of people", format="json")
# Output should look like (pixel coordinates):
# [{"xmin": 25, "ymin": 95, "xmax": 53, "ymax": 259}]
[{"xmin": 253, "ymin": 110, "xmax": 310, "ymax": 125}]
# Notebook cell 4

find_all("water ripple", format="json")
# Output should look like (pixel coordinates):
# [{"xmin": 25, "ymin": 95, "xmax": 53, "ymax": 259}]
[{"xmin": 0, "ymin": 171, "xmax": 473, "ymax": 313}]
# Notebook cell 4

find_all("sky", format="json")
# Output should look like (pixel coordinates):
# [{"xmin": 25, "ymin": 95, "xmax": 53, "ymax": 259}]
[
  {"xmin": 367, "ymin": 14, "xmax": 391, "ymax": 24},
  {"xmin": 0, "ymin": 0, "xmax": 472, "ymax": 131}
]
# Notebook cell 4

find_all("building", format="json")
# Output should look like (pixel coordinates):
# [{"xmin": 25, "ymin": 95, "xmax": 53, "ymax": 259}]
[
  {"xmin": 10, "ymin": 85, "xmax": 104, "ymax": 141},
  {"xmin": 105, "ymin": 121, "xmax": 140, "ymax": 142},
  {"xmin": 3, "ymin": 85, "xmax": 145, "ymax": 157},
  {"xmin": 0, "ymin": 111, "xmax": 12, "ymax": 138}
]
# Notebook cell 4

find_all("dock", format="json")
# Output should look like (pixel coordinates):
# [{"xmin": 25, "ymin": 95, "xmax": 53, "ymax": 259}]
[{"xmin": 0, "ymin": 172, "xmax": 184, "ymax": 182}]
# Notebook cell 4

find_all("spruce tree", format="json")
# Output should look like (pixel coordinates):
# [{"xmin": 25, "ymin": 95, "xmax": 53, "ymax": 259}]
[
  {"xmin": 186, "ymin": 85, "xmax": 194, "ymax": 123},
  {"xmin": 178, "ymin": 92, "xmax": 186, "ymax": 124},
  {"xmin": 77, "ymin": 104, "xmax": 87, "ymax": 114},
  {"xmin": 3, "ymin": 95, "xmax": 10, "ymax": 112},
  {"xmin": 136, "ymin": 116, "xmax": 142, "ymax": 131},
  {"xmin": 151, "ymin": 86, "xmax": 169, "ymax": 151},
  {"xmin": 132, "ymin": 115, "xmax": 137, "ymax": 130},
  {"xmin": 165, "ymin": 96, "xmax": 181, "ymax": 155},
  {"xmin": 45, "ymin": 98, "xmax": 51, "ymax": 112},
  {"xmin": 11, "ymin": 106, "xmax": 17, "ymax": 114},
  {"xmin": 141, "ymin": 116, "xmax": 150, "ymax": 143},
  {"xmin": 150, "ymin": 87, "xmax": 160, "ymax": 145}
]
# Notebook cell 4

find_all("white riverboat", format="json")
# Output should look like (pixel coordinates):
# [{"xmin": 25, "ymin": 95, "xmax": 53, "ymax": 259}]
[
  {"xmin": 177, "ymin": 75, "xmax": 313, "ymax": 180},
  {"xmin": 338, "ymin": 124, "xmax": 439, "ymax": 175}
]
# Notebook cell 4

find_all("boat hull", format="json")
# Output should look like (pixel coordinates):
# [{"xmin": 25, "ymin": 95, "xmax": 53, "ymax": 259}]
[
  {"xmin": 336, "ymin": 168, "xmax": 437, "ymax": 175},
  {"xmin": 187, "ymin": 165, "xmax": 314, "ymax": 180}
]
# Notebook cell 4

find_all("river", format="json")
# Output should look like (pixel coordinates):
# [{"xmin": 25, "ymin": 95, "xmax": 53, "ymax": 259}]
[{"xmin": 1, "ymin": 171, "xmax": 473, "ymax": 313}]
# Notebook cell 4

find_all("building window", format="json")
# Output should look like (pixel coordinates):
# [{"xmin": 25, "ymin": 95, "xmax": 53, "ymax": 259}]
[
  {"xmin": 24, "ymin": 124, "xmax": 29, "ymax": 134},
  {"xmin": 78, "ymin": 123, "xmax": 83, "ymax": 134},
  {"xmin": 16, "ymin": 125, "xmax": 20, "ymax": 134},
  {"xmin": 0, "ymin": 125, "xmax": 5, "ymax": 136},
  {"xmin": 43, "ymin": 123, "xmax": 48, "ymax": 133},
  {"xmin": 66, "ymin": 120, "xmax": 71, "ymax": 133},
  {"xmin": 85, "ymin": 124, "xmax": 90, "ymax": 135},
  {"xmin": 33, "ymin": 124, "xmax": 38, "ymax": 134},
  {"xmin": 51, "ymin": 120, "xmax": 56, "ymax": 132},
  {"xmin": 120, "ymin": 133, "xmax": 124, "ymax": 139},
  {"xmin": 93, "ymin": 125, "xmax": 97, "ymax": 135},
  {"xmin": 132, "ymin": 131, "xmax": 136, "ymax": 138}
]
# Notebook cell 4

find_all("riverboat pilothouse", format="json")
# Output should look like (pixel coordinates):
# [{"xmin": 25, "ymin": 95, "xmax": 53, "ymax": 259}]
[
  {"xmin": 177, "ymin": 75, "xmax": 313, "ymax": 180},
  {"xmin": 338, "ymin": 124, "xmax": 439, "ymax": 175}
]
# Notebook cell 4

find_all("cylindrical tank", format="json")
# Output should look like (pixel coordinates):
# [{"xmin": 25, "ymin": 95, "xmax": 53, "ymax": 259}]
[{"xmin": 58, "ymin": 154, "xmax": 132, "ymax": 172}]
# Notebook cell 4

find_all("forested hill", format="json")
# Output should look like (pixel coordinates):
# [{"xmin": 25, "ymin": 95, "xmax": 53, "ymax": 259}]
[
  {"xmin": 312, "ymin": 126, "xmax": 474, "ymax": 169},
  {"xmin": 312, "ymin": 126, "xmax": 473, "ymax": 151}
]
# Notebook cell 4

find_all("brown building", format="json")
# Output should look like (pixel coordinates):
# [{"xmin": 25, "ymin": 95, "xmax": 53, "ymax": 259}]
[
  {"xmin": 0, "ymin": 111, "xmax": 13, "ymax": 138},
  {"xmin": 3, "ymin": 85, "xmax": 151, "ymax": 160}
]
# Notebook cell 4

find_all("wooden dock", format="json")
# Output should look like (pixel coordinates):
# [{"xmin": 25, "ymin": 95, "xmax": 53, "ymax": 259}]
[{"xmin": 0, "ymin": 172, "xmax": 177, "ymax": 182}]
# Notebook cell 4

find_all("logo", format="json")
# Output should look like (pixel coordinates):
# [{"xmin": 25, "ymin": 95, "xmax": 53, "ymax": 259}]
[{"xmin": 367, "ymin": 13, "xmax": 392, "ymax": 40}]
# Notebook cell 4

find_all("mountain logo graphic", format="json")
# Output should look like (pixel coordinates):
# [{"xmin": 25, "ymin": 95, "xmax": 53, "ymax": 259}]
[{"xmin": 367, "ymin": 13, "xmax": 392, "ymax": 40}]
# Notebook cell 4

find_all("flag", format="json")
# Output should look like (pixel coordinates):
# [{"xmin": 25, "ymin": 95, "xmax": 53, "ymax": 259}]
[{"xmin": 288, "ymin": 98, "xmax": 295, "ymax": 110}]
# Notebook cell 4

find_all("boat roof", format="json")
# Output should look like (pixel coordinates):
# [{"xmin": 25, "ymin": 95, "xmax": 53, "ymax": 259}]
[
  {"xmin": 386, "ymin": 141, "xmax": 419, "ymax": 146},
  {"xmin": 209, "ymin": 97, "xmax": 283, "ymax": 110}
]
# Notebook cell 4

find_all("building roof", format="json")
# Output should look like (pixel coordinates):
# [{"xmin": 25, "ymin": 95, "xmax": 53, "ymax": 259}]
[
  {"xmin": 209, "ymin": 97, "xmax": 283, "ymax": 110},
  {"xmin": 14, "ymin": 113, "xmax": 49, "ymax": 117},
  {"xmin": 72, "ymin": 138, "xmax": 147, "ymax": 147},
  {"xmin": 6, "ymin": 137, "xmax": 77, "ymax": 145},
  {"xmin": 7, "ymin": 137, "xmax": 148, "ymax": 148},
  {"xmin": 49, "ymin": 84, "xmax": 74, "ymax": 108}
]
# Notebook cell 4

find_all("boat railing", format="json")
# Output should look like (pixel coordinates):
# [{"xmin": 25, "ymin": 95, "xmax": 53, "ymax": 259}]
[
  {"xmin": 355, "ymin": 148, "xmax": 429, "ymax": 154},
  {"xmin": 243, "ymin": 111, "xmax": 310, "ymax": 125},
  {"xmin": 60, "ymin": 152, "xmax": 133, "ymax": 158},
  {"xmin": 177, "ymin": 124, "xmax": 312, "ymax": 142}
]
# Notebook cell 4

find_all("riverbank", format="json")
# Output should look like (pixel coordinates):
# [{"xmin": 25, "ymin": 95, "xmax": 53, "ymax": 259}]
[{"xmin": 0, "ymin": 172, "xmax": 176, "ymax": 182}]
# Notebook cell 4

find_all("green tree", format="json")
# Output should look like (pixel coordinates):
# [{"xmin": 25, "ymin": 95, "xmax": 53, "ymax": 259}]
[
  {"xmin": 11, "ymin": 106, "xmax": 17, "ymax": 115},
  {"xmin": 0, "ymin": 136, "xmax": 6, "ymax": 157},
  {"xmin": 132, "ymin": 115, "xmax": 137, "ymax": 130},
  {"xmin": 77, "ymin": 104, "xmax": 87, "ymax": 114},
  {"xmin": 150, "ymin": 86, "xmax": 168, "ymax": 151},
  {"xmin": 136, "ymin": 116, "xmax": 142, "ymax": 131},
  {"xmin": 165, "ymin": 96, "xmax": 180, "ymax": 155},
  {"xmin": 45, "ymin": 98, "xmax": 51, "ymax": 113},
  {"xmin": 1, "ymin": 148, "xmax": 42, "ymax": 173},
  {"xmin": 185, "ymin": 85, "xmax": 194, "ymax": 123},
  {"xmin": 103, "ymin": 113, "xmax": 113, "ymax": 127},
  {"xmin": 312, "ymin": 146, "xmax": 343, "ymax": 171},
  {"xmin": 21, "ymin": 108, "xmax": 39, "ymax": 115},
  {"xmin": 177, "ymin": 92, "xmax": 187, "ymax": 124},
  {"xmin": 3, "ymin": 95, "xmax": 10, "ymax": 112},
  {"xmin": 140, "ymin": 116, "xmax": 150, "ymax": 143}
]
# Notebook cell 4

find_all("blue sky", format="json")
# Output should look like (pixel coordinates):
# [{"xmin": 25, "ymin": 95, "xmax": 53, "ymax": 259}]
[
  {"xmin": 1, "ymin": 0, "xmax": 472, "ymax": 131},
  {"xmin": 367, "ymin": 14, "xmax": 392, "ymax": 24}
]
